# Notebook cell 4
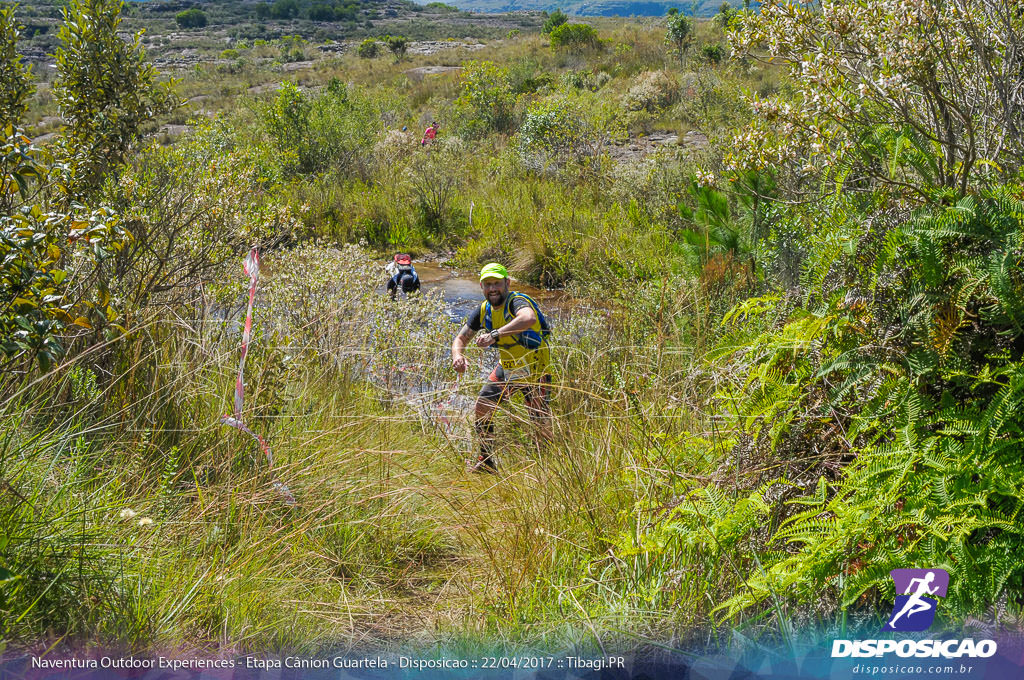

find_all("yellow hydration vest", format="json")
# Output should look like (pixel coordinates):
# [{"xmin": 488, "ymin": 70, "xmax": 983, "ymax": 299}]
[{"xmin": 479, "ymin": 291, "xmax": 551, "ymax": 380}]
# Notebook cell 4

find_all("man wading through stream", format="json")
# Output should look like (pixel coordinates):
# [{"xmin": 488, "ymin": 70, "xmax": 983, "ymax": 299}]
[{"xmin": 451, "ymin": 263, "xmax": 552, "ymax": 473}]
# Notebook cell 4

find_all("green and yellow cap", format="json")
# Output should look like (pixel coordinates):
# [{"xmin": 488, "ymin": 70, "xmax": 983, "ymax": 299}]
[{"xmin": 479, "ymin": 262, "xmax": 509, "ymax": 281}]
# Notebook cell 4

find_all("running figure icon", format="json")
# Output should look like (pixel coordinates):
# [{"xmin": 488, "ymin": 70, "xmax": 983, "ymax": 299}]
[
  {"xmin": 887, "ymin": 572, "xmax": 938, "ymax": 628},
  {"xmin": 883, "ymin": 568, "xmax": 949, "ymax": 632}
]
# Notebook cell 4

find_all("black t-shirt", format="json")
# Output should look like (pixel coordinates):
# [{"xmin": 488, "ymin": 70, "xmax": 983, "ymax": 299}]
[{"xmin": 464, "ymin": 293, "xmax": 530, "ymax": 331}]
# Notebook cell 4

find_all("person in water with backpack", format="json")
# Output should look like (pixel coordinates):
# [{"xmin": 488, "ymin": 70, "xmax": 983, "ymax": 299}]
[
  {"xmin": 387, "ymin": 253, "xmax": 421, "ymax": 300},
  {"xmin": 451, "ymin": 262, "xmax": 552, "ymax": 473}
]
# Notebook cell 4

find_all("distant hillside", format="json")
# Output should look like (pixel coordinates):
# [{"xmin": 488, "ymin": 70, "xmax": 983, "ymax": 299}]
[
  {"xmin": 443, "ymin": 0, "xmax": 752, "ymax": 16},
  {"xmin": 12, "ymin": 0, "xmax": 543, "ymax": 63}
]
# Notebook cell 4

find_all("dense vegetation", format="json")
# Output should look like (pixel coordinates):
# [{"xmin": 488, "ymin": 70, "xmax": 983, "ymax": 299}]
[{"xmin": 1, "ymin": 0, "xmax": 1023, "ymax": 659}]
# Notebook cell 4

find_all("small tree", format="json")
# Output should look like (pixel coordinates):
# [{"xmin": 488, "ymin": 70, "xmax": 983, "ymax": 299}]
[
  {"xmin": 357, "ymin": 37, "xmax": 380, "ymax": 58},
  {"xmin": 665, "ymin": 12, "xmax": 693, "ymax": 65},
  {"xmin": 175, "ymin": 8, "xmax": 207, "ymax": 28},
  {"xmin": 53, "ymin": 0, "xmax": 177, "ymax": 201},
  {"xmin": 452, "ymin": 60, "xmax": 514, "ymax": 137},
  {"xmin": 386, "ymin": 34, "xmax": 407, "ymax": 60},
  {"xmin": 270, "ymin": 0, "xmax": 299, "ymax": 19},
  {"xmin": 0, "ymin": 7, "xmax": 33, "ymax": 128},
  {"xmin": 714, "ymin": 1, "xmax": 735, "ymax": 29},
  {"xmin": 308, "ymin": 4, "xmax": 336, "ymax": 21},
  {"xmin": 542, "ymin": 9, "xmax": 567, "ymax": 34},
  {"xmin": 549, "ymin": 23, "xmax": 599, "ymax": 53}
]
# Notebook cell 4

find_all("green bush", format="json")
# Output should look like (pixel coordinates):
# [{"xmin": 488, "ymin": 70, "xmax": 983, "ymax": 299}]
[
  {"xmin": 549, "ymin": 23, "xmax": 599, "ymax": 53},
  {"xmin": 452, "ymin": 60, "xmax": 515, "ymax": 138},
  {"xmin": 541, "ymin": 8, "xmax": 567, "ymax": 34},
  {"xmin": 308, "ymin": 3, "xmax": 336, "ymax": 21},
  {"xmin": 259, "ymin": 80, "xmax": 381, "ymax": 177},
  {"xmin": 174, "ymin": 8, "xmax": 207, "ymax": 28},
  {"xmin": 0, "ymin": 7, "xmax": 33, "ymax": 127},
  {"xmin": 701, "ymin": 43, "xmax": 725, "ymax": 64},
  {"xmin": 665, "ymin": 13, "xmax": 693, "ymax": 62},
  {"xmin": 385, "ymin": 34, "xmax": 407, "ymax": 60},
  {"xmin": 54, "ymin": 0, "xmax": 176, "ymax": 200},
  {"xmin": 357, "ymin": 37, "xmax": 379, "ymax": 58},
  {"xmin": 270, "ymin": 0, "xmax": 298, "ymax": 20}
]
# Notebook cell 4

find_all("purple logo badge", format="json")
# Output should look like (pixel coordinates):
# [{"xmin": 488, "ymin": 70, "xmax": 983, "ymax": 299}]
[{"xmin": 883, "ymin": 569, "xmax": 949, "ymax": 632}]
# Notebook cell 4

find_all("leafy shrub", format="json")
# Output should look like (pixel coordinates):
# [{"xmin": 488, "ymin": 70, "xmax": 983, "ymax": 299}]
[
  {"xmin": 549, "ymin": 23, "xmax": 599, "ymax": 53},
  {"xmin": 308, "ymin": 4, "xmax": 336, "ymax": 21},
  {"xmin": 0, "ymin": 7, "xmax": 33, "ymax": 128},
  {"xmin": 517, "ymin": 93, "xmax": 622, "ymax": 170},
  {"xmin": 270, "ymin": 0, "xmax": 298, "ymax": 20},
  {"xmin": 541, "ymin": 8, "xmax": 567, "ymax": 34},
  {"xmin": 452, "ymin": 61, "xmax": 515, "ymax": 138},
  {"xmin": 700, "ymin": 185, "xmax": 1024, "ymax": 623},
  {"xmin": 386, "ymin": 34, "xmax": 407, "ymax": 60},
  {"xmin": 623, "ymin": 70, "xmax": 680, "ymax": 113},
  {"xmin": 507, "ymin": 56, "xmax": 553, "ymax": 94},
  {"xmin": 701, "ymin": 43, "xmax": 725, "ymax": 64},
  {"xmin": 104, "ymin": 121, "xmax": 300, "ymax": 310},
  {"xmin": 517, "ymin": 99, "xmax": 587, "ymax": 165},
  {"xmin": 665, "ymin": 13, "xmax": 693, "ymax": 61},
  {"xmin": 0, "ymin": 124, "xmax": 129, "ymax": 372},
  {"xmin": 259, "ymin": 80, "xmax": 381, "ymax": 177},
  {"xmin": 53, "ymin": 0, "xmax": 176, "ymax": 201},
  {"xmin": 174, "ymin": 8, "xmax": 207, "ymax": 28},
  {"xmin": 730, "ymin": 0, "xmax": 1024, "ymax": 193},
  {"xmin": 357, "ymin": 37, "xmax": 379, "ymax": 58},
  {"xmin": 560, "ymin": 69, "xmax": 609, "ymax": 92}
]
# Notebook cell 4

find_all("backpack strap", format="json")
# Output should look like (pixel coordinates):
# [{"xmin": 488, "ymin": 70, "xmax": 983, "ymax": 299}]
[
  {"xmin": 508, "ymin": 292, "xmax": 551, "ymax": 336},
  {"xmin": 479, "ymin": 301, "xmax": 492, "ymax": 332}
]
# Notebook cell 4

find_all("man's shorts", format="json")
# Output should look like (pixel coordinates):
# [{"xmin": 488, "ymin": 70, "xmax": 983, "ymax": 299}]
[{"xmin": 479, "ymin": 365, "xmax": 552, "ymax": 408}]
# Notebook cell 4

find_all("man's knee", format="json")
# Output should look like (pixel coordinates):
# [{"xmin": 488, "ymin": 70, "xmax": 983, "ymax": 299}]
[{"xmin": 475, "ymin": 397, "xmax": 497, "ymax": 419}]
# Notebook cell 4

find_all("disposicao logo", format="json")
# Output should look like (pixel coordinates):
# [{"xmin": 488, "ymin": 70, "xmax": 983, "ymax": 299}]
[{"xmin": 831, "ymin": 568, "xmax": 997, "ymax": 659}]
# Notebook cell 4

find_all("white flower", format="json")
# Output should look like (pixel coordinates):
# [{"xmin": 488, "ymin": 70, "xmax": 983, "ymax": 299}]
[
  {"xmin": 119, "ymin": 509, "xmax": 137, "ymax": 520},
  {"xmin": 694, "ymin": 168, "xmax": 717, "ymax": 188},
  {"xmin": 138, "ymin": 517, "xmax": 154, "ymax": 527}
]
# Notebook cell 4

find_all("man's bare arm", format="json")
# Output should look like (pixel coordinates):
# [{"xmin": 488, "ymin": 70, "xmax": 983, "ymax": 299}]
[{"xmin": 452, "ymin": 325, "xmax": 476, "ymax": 372}]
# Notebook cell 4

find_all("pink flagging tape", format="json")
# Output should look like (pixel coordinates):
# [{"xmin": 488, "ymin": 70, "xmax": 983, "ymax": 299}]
[
  {"xmin": 221, "ymin": 247, "xmax": 297, "ymax": 507},
  {"xmin": 220, "ymin": 415, "xmax": 274, "ymax": 465},
  {"xmin": 233, "ymin": 248, "xmax": 259, "ymax": 417}
]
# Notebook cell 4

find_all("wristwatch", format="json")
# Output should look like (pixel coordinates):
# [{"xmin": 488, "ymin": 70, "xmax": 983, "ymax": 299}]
[{"xmin": 489, "ymin": 329, "xmax": 501, "ymax": 342}]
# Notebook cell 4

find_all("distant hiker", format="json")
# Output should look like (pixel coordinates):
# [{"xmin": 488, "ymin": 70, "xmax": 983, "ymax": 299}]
[
  {"xmin": 421, "ymin": 121, "xmax": 439, "ymax": 146},
  {"xmin": 451, "ymin": 263, "xmax": 552, "ymax": 473},
  {"xmin": 387, "ymin": 253, "xmax": 420, "ymax": 299}
]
